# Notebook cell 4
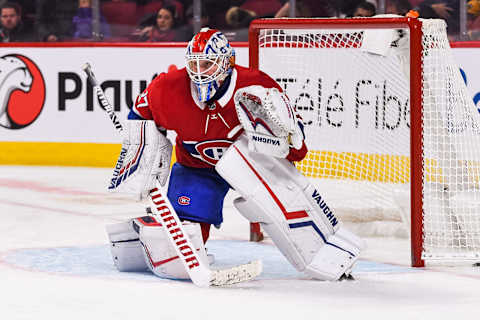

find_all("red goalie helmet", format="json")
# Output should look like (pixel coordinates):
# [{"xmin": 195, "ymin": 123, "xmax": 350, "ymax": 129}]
[{"xmin": 186, "ymin": 28, "xmax": 235, "ymax": 102}]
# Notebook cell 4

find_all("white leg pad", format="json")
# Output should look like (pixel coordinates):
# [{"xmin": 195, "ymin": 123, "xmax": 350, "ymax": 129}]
[
  {"xmin": 140, "ymin": 221, "xmax": 209, "ymax": 279},
  {"xmin": 234, "ymin": 196, "xmax": 305, "ymax": 271},
  {"xmin": 233, "ymin": 197, "xmax": 273, "ymax": 224},
  {"xmin": 218, "ymin": 135, "xmax": 366, "ymax": 280},
  {"xmin": 235, "ymin": 196, "xmax": 365, "ymax": 280},
  {"xmin": 105, "ymin": 219, "xmax": 148, "ymax": 272}
]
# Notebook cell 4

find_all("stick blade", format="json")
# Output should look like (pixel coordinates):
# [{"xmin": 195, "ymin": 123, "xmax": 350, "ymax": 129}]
[{"xmin": 210, "ymin": 260, "xmax": 263, "ymax": 286}]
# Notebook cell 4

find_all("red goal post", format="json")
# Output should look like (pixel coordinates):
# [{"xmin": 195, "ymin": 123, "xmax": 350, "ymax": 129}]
[{"xmin": 248, "ymin": 17, "xmax": 480, "ymax": 267}]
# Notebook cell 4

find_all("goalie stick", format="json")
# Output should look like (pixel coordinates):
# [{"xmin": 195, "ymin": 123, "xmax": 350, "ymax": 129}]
[{"xmin": 81, "ymin": 62, "xmax": 262, "ymax": 287}]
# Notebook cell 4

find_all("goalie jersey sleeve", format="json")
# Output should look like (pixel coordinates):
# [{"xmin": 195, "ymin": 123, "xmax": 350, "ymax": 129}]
[{"xmin": 130, "ymin": 65, "xmax": 307, "ymax": 168}]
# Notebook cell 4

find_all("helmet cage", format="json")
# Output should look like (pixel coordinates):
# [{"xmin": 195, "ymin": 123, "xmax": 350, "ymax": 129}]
[
  {"xmin": 186, "ymin": 53, "xmax": 233, "ymax": 102},
  {"xmin": 185, "ymin": 53, "xmax": 231, "ymax": 85}
]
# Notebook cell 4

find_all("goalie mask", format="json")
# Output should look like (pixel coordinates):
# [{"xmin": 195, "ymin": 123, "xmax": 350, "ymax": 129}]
[{"xmin": 186, "ymin": 28, "xmax": 235, "ymax": 102}]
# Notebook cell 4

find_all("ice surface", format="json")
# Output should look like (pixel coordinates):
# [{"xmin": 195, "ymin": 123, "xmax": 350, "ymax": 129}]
[{"xmin": 0, "ymin": 165, "xmax": 479, "ymax": 320}]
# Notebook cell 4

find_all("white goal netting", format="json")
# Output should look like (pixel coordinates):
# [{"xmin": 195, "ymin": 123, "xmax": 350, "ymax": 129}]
[{"xmin": 255, "ymin": 18, "xmax": 480, "ymax": 263}]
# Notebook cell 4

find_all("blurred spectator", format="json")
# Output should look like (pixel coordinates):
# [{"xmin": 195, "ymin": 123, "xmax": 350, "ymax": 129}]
[
  {"xmin": 275, "ymin": 0, "xmax": 335, "ymax": 18},
  {"xmin": 225, "ymin": 6, "xmax": 256, "ymax": 28},
  {"xmin": 5, "ymin": 0, "xmax": 35, "ymax": 34},
  {"xmin": 385, "ymin": 0, "xmax": 412, "ymax": 15},
  {"xmin": 469, "ymin": 0, "xmax": 480, "ymax": 16},
  {"xmin": 467, "ymin": 0, "xmax": 480, "ymax": 39},
  {"xmin": 36, "ymin": 0, "xmax": 78, "ymax": 41},
  {"xmin": 411, "ymin": 1, "xmax": 459, "ymax": 35},
  {"xmin": 137, "ymin": 0, "xmax": 184, "ymax": 24},
  {"xmin": 132, "ymin": 3, "xmax": 184, "ymax": 41},
  {"xmin": 224, "ymin": 6, "xmax": 256, "ymax": 41},
  {"xmin": 352, "ymin": 1, "xmax": 376, "ymax": 17},
  {"xmin": 72, "ymin": 0, "xmax": 111, "ymax": 40},
  {"xmin": 413, "ymin": 0, "xmax": 455, "ymax": 20},
  {"xmin": 0, "ymin": 2, "xmax": 32, "ymax": 42}
]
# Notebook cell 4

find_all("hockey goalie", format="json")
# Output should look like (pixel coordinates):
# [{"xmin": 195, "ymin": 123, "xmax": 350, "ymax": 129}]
[{"xmin": 104, "ymin": 27, "xmax": 364, "ymax": 284}]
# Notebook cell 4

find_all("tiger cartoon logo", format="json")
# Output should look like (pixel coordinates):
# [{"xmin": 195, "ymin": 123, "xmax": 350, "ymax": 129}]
[{"xmin": 0, "ymin": 54, "xmax": 45, "ymax": 129}]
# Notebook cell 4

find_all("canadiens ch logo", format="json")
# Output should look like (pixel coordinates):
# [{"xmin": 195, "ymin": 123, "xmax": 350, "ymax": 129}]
[
  {"xmin": 194, "ymin": 140, "xmax": 233, "ymax": 165},
  {"xmin": 178, "ymin": 196, "xmax": 191, "ymax": 205},
  {"xmin": 0, "ymin": 54, "xmax": 45, "ymax": 129}
]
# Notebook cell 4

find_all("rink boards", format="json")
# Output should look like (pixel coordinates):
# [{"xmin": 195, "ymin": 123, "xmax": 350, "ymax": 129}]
[{"xmin": 0, "ymin": 43, "xmax": 480, "ymax": 170}]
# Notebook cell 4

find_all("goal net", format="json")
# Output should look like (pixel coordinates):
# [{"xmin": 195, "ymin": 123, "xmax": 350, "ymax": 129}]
[{"xmin": 249, "ymin": 17, "xmax": 480, "ymax": 266}]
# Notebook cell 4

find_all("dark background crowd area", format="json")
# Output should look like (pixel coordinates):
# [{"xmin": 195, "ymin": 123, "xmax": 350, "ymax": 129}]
[{"xmin": 1, "ymin": 0, "xmax": 480, "ymax": 43}]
